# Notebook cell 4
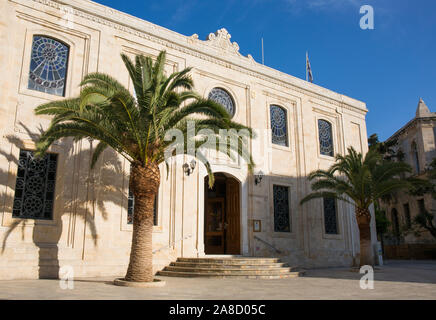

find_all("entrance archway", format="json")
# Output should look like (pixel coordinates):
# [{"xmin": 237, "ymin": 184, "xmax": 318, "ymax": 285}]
[{"xmin": 204, "ymin": 173, "xmax": 241, "ymax": 254}]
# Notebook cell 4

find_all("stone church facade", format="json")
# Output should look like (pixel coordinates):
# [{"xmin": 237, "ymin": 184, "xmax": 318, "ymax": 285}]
[
  {"xmin": 381, "ymin": 99, "xmax": 436, "ymax": 258},
  {"xmin": 0, "ymin": 0, "xmax": 374, "ymax": 280}
]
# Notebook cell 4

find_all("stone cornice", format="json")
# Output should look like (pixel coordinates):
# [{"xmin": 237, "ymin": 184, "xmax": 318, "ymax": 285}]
[
  {"xmin": 387, "ymin": 116, "xmax": 436, "ymax": 142},
  {"xmin": 16, "ymin": 0, "xmax": 367, "ymax": 114}
]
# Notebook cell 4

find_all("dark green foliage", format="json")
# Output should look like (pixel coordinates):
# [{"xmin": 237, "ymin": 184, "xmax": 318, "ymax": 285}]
[
  {"xmin": 375, "ymin": 207, "xmax": 390, "ymax": 236},
  {"xmin": 300, "ymin": 146, "xmax": 412, "ymax": 210},
  {"xmin": 368, "ymin": 133, "xmax": 404, "ymax": 162},
  {"xmin": 414, "ymin": 210, "xmax": 436, "ymax": 239},
  {"xmin": 34, "ymin": 51, "xmax": 255, "ymax": 188}
]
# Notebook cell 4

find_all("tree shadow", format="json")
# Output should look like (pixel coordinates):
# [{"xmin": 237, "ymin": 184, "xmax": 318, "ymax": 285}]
[
  {"xmin": 72, "ymin": 279, "xmax": 116, "ymax": 286},
  {"xmin": 0, "ymin": 122, "xmax": 129, "ymax": 279}
]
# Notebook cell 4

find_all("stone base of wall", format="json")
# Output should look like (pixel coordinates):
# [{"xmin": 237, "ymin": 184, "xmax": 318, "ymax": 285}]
[
  {"xmin": 384, "ymin": 244, "xmax": 436, "ymax": 260},
  {"xmin": 253, "ymin": 243, "xmax": 355, "ymax": 269},
  {"xmin": 0, "ymin": 239, "xmax": 357, "ymax": 279},
  {"xmin": 0, "ymin": 241, "xmax": 178, "ymax": 280},
  {"xmin": 0, "ymin": 260, "xmax": 169, "ymax": 280},
  {"xmin": 0, "ymin": 253, "xmax": 356, "ymax": 280}
]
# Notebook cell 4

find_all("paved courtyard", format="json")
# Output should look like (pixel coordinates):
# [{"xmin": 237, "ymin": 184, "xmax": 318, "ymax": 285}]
[{"xmin": 0, "ymin": 260, "xmax": 435, "ymax": 300}]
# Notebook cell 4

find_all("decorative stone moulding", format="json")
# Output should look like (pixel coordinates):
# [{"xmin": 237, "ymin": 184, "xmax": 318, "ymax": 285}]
[
  {"xmin": 206, "ymin": 28, "xmax": 241, "ymax": 56},
  {"xmin": 190, "ymin": 28, "xmax": 256, "ymax": 63},
  {"xmin": 23, "ymin": 0, "xmax": 368, "ymax": 114}
]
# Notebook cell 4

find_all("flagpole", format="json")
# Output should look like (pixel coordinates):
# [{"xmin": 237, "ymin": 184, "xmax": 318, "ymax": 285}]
[
  {"xmin": 262, "ymin": 38, "xmax": 264, "ymax": 65},
  {"xmin": 306, "ymin": 51, "xmax": 308, "ymax": 82}
]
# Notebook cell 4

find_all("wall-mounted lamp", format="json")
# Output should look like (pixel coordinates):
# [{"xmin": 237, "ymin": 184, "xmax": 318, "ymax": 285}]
[
  {"xmin": 183, "ymin": 159, "xmax": 197, "ymax": 176},
  {"xmin": 254, "ymin": 170, "xmax": 264, "ymax": 185}
]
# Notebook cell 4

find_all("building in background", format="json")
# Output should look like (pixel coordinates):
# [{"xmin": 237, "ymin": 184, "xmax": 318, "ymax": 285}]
[
  {"xmin": 381, "ymin": 98, "xmax": 436, "ymax": 259},
  {"xmin": 0, "ymin": 0, "xmax": 372, "ymax": 280}
]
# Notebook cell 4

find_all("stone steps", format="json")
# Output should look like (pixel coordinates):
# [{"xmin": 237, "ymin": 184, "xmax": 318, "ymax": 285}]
[
  {"xmin": 165, "ymin": 266, "xmax": 293, "ymax": 274},
  {"xmin": 170, "ymin": 262, "xmax": 291, "ymax": 269},
  {"xmin": 175, "ymin": 257, "xmax": 281, "ymax": 265},
  {"xmin": 157, "ymin": 270, "xmax": 302, "ymax": 279},
  {"xmin": 157, "ymin": 257, "xmax": 304, "ymax": 279}
]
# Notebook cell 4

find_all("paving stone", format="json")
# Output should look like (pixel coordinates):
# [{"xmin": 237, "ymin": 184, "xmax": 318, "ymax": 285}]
[{"xmin": 0, "ymin": 260, "xmax": 434, "ymax": 300}]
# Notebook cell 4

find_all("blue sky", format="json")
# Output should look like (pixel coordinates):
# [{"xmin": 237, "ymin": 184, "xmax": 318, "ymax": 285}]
[{"xmin": 94, "ymin": 0, "xmax": 436, "ymax": 141}]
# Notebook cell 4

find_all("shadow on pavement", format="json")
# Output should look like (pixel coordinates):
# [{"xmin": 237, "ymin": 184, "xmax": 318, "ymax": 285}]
[{"xmin": 303, "ymin": 260, "xmax": 436, "ymax": 284}]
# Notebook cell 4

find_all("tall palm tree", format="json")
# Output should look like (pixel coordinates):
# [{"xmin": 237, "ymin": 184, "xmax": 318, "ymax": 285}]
[
  {"xmin": 34, "ymin": 51, "xmax": 254, "ymax": 283},
  {"xmin": 300, "ymin": 147, "xmax": 411, "ymax": 266}
]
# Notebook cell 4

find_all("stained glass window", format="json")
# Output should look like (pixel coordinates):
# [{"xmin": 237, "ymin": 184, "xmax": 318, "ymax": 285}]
[
  {"xmin": 270, "ymin": 105, "xmax": 288, "ymax": 146},
  {"xmin": 127, "ymin": 188, "xmax": 135, "ymax": 225},
  {"xmin": 273, "ymin": 185, "xmax": 291, "ymax": 232},
  {"xmin": 28, "ymin": 35, "xmax": 69, "ymax": 96},
  {"xmin": 127, "ymin": 187, "xmax": 157, "ymax": 226},
  {"xmin": 12, "ymin": 150, "xmax": 58, "ymax": 220},
  {"xmin": 318, "ymin": 119, "xmax": 334, "ymax": 156},
  {"xmin": 323, "ymin": 197, "xmax": 338, "ymax": 234},
  {"xmin": 208, "ymin": 88, "xmax": 235, "ymax": 118}
]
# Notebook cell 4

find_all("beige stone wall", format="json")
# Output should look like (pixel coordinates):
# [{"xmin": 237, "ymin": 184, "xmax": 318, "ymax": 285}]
[
  {"xmin": 382, "ymin": 116, "xmax": 436, "ymax": 245},
  {"xmin": 0, "ymin": 0, "xmax": 371, "ymax": 280}
]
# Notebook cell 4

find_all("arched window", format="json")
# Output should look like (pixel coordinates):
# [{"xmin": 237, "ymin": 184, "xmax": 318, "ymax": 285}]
[
  {"xmin": 323, "ymin": 197, "xmax": 338, "ymax": 234},
  {"xmin": 391, "ymin": 208, "xmax": 400, "ymax": 242},
  {"xmin": 411, "ymin": 141, "xmax": 420, "ymax": 173},
  {"xmin": 273, "ymin": 185, "xmax": 291, "ymax": 232},
  {"xmin": 318, "ymin": 119, "xmax": 334, "ymax": 156},
  {"xmin": 208, "ymin": 87, "xmax": 235, "ymax": 118},
  {"xmin": 270, "ymin": 105, "xmax": 288, "ymax": 147},
  {"xmin": 12, "ymin": 149, "xmax": 58, "ymax": 220},
  {"xmin": 127, "ymin": 186, "xmax": 157, "ymax": 226},
  {"xmin": 403, "ymin": 203, "xmax": 411, "ymax": 228},
  {"xmin": 28, "ymin": 35, "xmax": 69, "ymax": 96}
]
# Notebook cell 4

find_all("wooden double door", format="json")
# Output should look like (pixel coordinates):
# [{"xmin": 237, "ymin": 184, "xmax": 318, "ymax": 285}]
[{"xmin": 204, "ymin": 176, "xmax": 240, "ymax": 254}]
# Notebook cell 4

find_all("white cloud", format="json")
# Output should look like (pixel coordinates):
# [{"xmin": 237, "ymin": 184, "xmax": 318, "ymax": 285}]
[{"xmin": 169, "ymin": 0, "xmax": 197, "ymax": 25}]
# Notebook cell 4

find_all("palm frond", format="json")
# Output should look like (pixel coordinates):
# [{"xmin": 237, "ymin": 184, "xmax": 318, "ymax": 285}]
[
  {"xmin": 302, "ymin": 146, "xmax": 411, "ymax": 212},
  {"xmin": 34, "ymin": 51, "xmax": 256, "ymax": 188}
]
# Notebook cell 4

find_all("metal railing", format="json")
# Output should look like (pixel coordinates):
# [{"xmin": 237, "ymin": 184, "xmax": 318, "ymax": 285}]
[{"xmin": 254, "ymin": 235, "xmax": 282, "ymax": 254}]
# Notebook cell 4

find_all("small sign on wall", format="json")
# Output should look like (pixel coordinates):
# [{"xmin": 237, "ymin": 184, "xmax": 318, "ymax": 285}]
[{"xmin": 253, "ymin": 220, "xmax": 261, "ymax": 232}]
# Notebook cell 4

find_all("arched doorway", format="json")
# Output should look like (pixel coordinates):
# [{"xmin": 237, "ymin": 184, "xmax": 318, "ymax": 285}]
[{"xmin": 204, "ymin": 173, "xmax": 241, "ymax": 255}]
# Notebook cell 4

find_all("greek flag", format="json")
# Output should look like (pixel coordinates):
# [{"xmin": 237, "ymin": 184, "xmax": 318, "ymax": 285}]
[{"xmin": 306, "ymin": 52, "xmax": 313, "ymax": 83}]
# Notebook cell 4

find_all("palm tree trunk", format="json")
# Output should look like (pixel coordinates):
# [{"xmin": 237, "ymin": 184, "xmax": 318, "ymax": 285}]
[
  {"xmin": 124, "ymin": 161, "xmax": 160, "ymax": 282},
  {"xmin": 356, "ymin": 207, "xmax": 374, "ymax": 267}
]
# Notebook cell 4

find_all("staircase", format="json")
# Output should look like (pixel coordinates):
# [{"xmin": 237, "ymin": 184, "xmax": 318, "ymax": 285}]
[{"xmin": 157, "ymin": 256, "xmax": 304, "ymax": 279}]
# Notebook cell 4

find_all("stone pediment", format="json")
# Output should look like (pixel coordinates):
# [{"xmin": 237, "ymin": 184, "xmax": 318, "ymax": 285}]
[
  {"xmin": 206, "ymin": 28, "xmax": 240, "ymax": 55},
  {"xmin": 189, "ymin": 28, "xmax": 255, "ymax": 63}
]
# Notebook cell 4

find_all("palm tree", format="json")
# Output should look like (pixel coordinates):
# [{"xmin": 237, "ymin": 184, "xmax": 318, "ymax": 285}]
[
  {"xmin": 34, "ymin": 51, "xmax": 254, "ymax": 283},
  {"xmin": 300, "ymin": 147, "xmax": 411, "ymax": 266}
]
